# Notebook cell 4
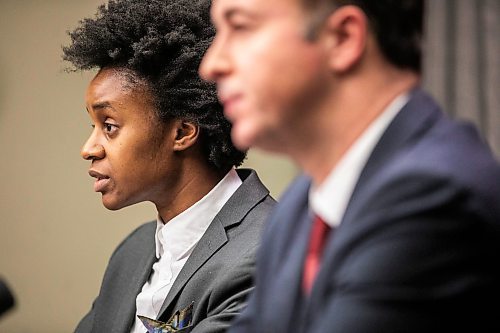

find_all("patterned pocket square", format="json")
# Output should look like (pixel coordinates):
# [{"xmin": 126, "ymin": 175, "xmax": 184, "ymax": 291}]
[{"xmin": 139, "ymin": 302, "xmax": 194, "ymax": 333}]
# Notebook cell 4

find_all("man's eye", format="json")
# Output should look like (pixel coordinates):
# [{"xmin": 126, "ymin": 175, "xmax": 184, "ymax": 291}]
[
  {"xmin": 231, "ymin": 22, "xmax": 248, "ymax": 31},
  {"xmin": 227, "ymin": 17, "xmax": 253, "ymax": 32}
]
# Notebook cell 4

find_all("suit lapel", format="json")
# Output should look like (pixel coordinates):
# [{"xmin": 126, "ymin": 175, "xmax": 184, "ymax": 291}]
[
  {"xmin": 283, "ymin": 205, "xmax": 315, "ymax": 332},
  {"xmin": 259, "ymin": 175, "xmax": 314, "ymax": 333},
  {"xmin": 338, "ymin": 89, "xmax": 440, "ymax": 243},
  {"xmin": 156, "ymin": 169, "xmax": 270, "ymax": 319},
  {"xmin": 156, "ymin": 216, "xmax": 227, "ymax": 319}
]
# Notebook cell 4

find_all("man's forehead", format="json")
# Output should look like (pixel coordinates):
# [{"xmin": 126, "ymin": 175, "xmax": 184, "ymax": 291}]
[
  {"xmin": 210, "ymin": 0, "xmax": 305, "ymax": 22},
  {"xmin": 211, "ymin": 0, "xmax": 260, "ymax": 15}
]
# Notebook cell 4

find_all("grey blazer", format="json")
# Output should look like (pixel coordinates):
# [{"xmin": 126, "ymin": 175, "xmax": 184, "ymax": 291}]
[{"xmin": 75, "ymin": 169, "xmax": 276, "ymax": 333}]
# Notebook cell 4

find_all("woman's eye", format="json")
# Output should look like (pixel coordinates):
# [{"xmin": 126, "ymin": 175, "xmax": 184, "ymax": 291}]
[{"xmin": 103, "ymin": 122, "xmax": 117, "ymax": 135}]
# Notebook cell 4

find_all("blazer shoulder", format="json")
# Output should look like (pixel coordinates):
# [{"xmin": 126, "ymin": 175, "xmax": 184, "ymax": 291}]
[
  {"xmin": 216, "ymin": 169, "xmax": 276, "ymax": 229},
  {"xmin": 354, "ymin": 89, "xmax": 500, "ymax": 224},
  {"xmin": 107, "ymin": 220, "xmax": 156, "ymax": 262},
  {"xmin": 221, "ymin": 170, "xmax": 276, "ymax": 246},
  {"xmin": 401, "ymin": 117, "xmax": 500, "ymax": 205},
  {"xmin": 349, "ymin": 117, "xmax": 500, "ymax": 229}
]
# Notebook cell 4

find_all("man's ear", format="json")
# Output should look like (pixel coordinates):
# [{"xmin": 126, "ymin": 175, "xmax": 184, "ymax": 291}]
[
  {"xmin": 321, "ymin": 5, "xmax": 368, "ymax": 73},
  {"xmin": 173, "ymin": 120, "xmax": 199, "ymax": 151}
]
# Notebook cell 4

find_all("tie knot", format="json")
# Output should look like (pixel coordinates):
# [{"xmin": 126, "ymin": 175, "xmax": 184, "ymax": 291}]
[{"xmin": 309, "ymin": 215, "xmax": 330, "ymax": 254}]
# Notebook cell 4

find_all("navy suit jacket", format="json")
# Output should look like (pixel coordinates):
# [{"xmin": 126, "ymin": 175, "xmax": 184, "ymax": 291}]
[{"xmin": 230, "ymin": 89, "xmax": 500, "ymax": 333}]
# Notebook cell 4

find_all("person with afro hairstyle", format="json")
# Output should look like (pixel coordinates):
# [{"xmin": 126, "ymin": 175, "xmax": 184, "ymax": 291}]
[{"xmin": 63, "ymin": 0, "xmax": 275, "ymax": 332}]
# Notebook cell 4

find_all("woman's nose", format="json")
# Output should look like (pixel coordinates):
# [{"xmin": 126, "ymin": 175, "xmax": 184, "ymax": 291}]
[{"xmin": 80, "ymin": 132, "xmax": 105, "ymax": 160}]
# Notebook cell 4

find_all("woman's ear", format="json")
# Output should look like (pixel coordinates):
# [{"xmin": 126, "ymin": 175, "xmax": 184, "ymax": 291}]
[
  {"xmin": 173, "ymin": 120, "xmax": 199, "ymax": 151},
  {"xmin": 321, "ymin": 5, "xmax": 368, "ymax": 73}
]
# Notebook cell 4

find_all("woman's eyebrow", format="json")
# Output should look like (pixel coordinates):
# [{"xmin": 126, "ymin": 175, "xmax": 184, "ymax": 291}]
[{"xmin": 89, "ymin": 101, "xmax": 117, "ymax": 113}]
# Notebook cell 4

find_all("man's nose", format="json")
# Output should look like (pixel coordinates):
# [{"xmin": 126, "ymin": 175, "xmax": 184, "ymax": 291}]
[{"xmin": 199, "ymin": 36, "xmax": 231, "ymax": 83}]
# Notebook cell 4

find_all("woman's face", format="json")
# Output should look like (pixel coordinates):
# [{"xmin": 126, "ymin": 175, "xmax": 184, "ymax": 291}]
[{"xmin": 81, "ymin": 68, "xmax": 179, "ymax": 210}]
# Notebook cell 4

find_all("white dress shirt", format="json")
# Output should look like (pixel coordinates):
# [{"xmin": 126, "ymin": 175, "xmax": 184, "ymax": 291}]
[
  {"xmin": 130, "ymin": 168, "xmax": 242, "ymax": 333},
  {"xmin": 310, "ymin": 93, "xmax": 410, "ymax": 228}
]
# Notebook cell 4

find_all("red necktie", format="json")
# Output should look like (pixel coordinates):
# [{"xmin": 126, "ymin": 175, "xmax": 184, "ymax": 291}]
[{"xmin": 302, "ymin": 215, "xmax": 331, "ymax": 294}]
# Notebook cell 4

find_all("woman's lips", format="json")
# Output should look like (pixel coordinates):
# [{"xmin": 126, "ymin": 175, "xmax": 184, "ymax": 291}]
[
  {"xmin": 88, "ymin": 170, "xmax": 110, "ymax": 192},
  {"xmin": 93, "ymin": 177, "xmax": 110, "ymax": 192}
]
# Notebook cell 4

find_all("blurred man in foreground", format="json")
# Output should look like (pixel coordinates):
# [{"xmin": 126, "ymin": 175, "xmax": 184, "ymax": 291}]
[{"xmin": 201, "ymin": 0, "xmax": 500, "ymax": 331}]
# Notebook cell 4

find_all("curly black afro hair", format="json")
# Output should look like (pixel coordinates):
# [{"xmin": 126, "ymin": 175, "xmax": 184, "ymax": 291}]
[{"xmin": 63, "ymin": 0, "xmax": 246, "ymax": 172}]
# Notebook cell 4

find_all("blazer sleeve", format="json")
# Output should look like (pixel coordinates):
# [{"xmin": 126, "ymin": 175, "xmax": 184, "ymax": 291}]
[
  {"xmin": 74, "ymin": 302, "xmax": 95, "ymax": 333},
  {"xmin": 73, "ymin": 222, "xmax": 156, "ymax": 333}
]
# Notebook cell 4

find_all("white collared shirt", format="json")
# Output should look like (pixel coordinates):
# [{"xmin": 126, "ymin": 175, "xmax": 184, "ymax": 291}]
[
  {"xmin": 130, "ymin": 168, "xmax": 242, "ymax": 333},
  {"xmin": 310, "ymin": 93, "xmax": 410, "ymax": 228}
]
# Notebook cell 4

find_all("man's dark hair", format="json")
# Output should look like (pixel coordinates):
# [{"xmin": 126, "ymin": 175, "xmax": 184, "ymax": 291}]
[
  {"xmin": 303, "ymin": 0, "xmax": 423, "ymax": 72},
  {"xmin": 63, "ymin": 0, "xmax": 245, "ymax": 172}
]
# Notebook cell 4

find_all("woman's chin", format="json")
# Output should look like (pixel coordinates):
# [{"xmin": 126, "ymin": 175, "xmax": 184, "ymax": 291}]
[{"xmin": 101, "ymin": 195, "xmax": 126, "ymax": 211}]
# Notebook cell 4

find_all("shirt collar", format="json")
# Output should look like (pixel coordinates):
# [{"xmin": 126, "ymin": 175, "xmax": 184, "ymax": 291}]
[
  {"xmin": 310, "ymin": 93, "xmax": 410, "ymax": 228},
  {"xmin": 154, "ymin": 168, "xmax": 242, "ymax": 259}
]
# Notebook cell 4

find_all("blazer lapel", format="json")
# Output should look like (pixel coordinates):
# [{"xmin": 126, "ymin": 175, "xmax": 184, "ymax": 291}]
[
  {"xmin": 156, "ymin": 216, "xmax": 228, "ymax": 319},
  {"xmin": 156, "ymin": 169, "xmax": 270, "ymax": 319},
  {"xmin": 261, "ymin": 175, "xmax": 314, "ymax": 332},
  {"xmin": 284, "ymin": 206, "xmax": 316, "ymax": 332}
]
